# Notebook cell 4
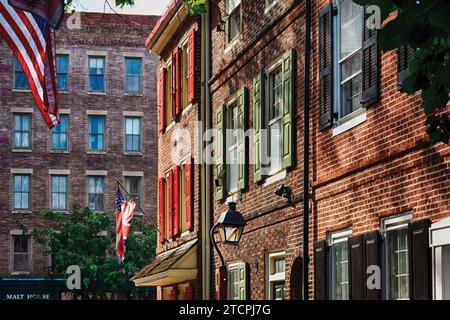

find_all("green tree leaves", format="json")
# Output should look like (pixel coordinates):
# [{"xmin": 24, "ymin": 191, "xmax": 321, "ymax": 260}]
[
  {"xmin": 355, "ymin": 0, "xmax": 450, "ymax": 144},
  {"xmin": 25, "ymin": 205, "xmax": 156, "ymax": 300}
]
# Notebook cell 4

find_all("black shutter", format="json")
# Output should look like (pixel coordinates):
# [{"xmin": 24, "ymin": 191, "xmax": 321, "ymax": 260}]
[
  {"xmin": 364, "ymin": 231, "xmax": 381, "ymax": 300},
  {"xmin": 397, "ymin": 45, "xmax": 414, "ymax": 90},
  {"xmin": 318, "ymin": 4, "xmax": 333, "ymax": 130},
  {"xmin": 361, "ymin": 6, "xmax": 379, "ymax": 107},
  {"xmin": 314, "ymin": 240, "xmax": 328, "ymax": 300},
  {"xmin": 348, "ymin": 235, "xmax": 365, "ymax": 300},
  {"xmin": 409, "ymin": 219, "xmax": 431, "ymax": 300}
]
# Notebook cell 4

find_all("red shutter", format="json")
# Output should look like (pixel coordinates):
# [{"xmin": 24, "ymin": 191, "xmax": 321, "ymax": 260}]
[
  {"xmin": 171, "ymin": 51, "xmax": 176, "ymax": 119},
  {"xmin": 173, "ymin": 47, "xmax": 182, "ymax": 117},
  {"xmin": 185, "ymin": 285, "xmax": 194, "ymax": 300},
  {"xmin": 158, "ymin": 68, "xmax": 166, "ymax": 133},
  {"xmin": 173, "ymin": 166, "xmax": 180, "ymax": 237},
  {"xmin": 168, "ymin": 170, "xmax": 174, "ymax": 239},
  {"xmin": 171, "ymin": 287, "xmax": 178, "ymax": 300},
  {"xmin": 185, "ymin": 157, "xmax": 194, "ymax": 231},
  {"xmin": 158, "ymin": 177, "xmax": 165, "ymax": 243},
  {"xmin": 187, "ymin": 28, "xmax": 195, "ymax": 104}
]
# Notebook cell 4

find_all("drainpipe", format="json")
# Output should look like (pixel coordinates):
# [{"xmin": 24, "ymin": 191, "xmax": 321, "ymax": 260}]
[
  {"xmin": 303, "ymin": 0, "xmax": 312, "ymax": 301},
  {"xmin": 200, "ymin": 0, "xmax": 212, "ymax": 300}
]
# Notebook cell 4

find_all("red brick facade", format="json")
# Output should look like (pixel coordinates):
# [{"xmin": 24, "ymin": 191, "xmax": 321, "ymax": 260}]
[{"xmin": 0, "ymin": 13, "xmax": 159, "ymax": 282}]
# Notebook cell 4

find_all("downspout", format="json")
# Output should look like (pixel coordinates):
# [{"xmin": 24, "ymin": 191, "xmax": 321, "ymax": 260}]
[
  {"xmin": 303, "ymin": 0, "xmax": 312, "ymax": 301},
  {"xmin": 201, "ymin": 0, "xmax": 212, "ymax": 300}
]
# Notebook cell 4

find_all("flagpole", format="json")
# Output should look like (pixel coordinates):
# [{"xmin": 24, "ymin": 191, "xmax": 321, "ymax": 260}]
[{"xmin": 115, "ymin": 180, "xmax": 169, "ymax": 244}]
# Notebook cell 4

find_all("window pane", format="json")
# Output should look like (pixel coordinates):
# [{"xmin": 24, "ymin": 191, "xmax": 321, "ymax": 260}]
[
  {"xmin": 340, "ymin": 0, "xmax": 363, "ymax": 59},
  {"xmin": 269, "ymin": 120, "xmax": 282, "ymax": 173},
  {"xmin": 388, "ymin": 228, "xmax": 410, "ymax": 300},
  {"xmin": 333, "ymin": 241, "xmax": 349, "ymax": 300},
  {"xmin": 14, "ymin": 58, "xmax": 30, "ymax": 89},
  {"xmin": 228, "ymin": 0, "xmax": 241, "ymax": 12},
  {"xmin": 228, "ymin": 7, "xmax": 241, "ymax": 41},
  {"xmin": 21, "ymin": 176, "xmax": 29, "ymax": 192}
]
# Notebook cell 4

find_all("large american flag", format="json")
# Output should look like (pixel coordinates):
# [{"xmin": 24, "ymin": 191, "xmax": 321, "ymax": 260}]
[
  {"xmin": 116, "ymin": 188, "xmax": 136, "ymax": 262},
  {"xmin": 0, "ymin": 0, "xmax": 62, "ymax": 128}
]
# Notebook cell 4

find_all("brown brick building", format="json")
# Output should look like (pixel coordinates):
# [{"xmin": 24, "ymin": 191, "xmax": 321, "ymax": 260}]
[{"xmin": 0, "ymin": 12, "xmax": 159, "ymax": 299}]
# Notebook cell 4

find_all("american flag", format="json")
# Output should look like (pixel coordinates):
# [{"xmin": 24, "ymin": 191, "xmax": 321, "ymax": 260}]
[
  {"xmin": 115, "ymin": 188, "xmax": 136, "ymax": 262},
  {"xmin": 0, "ymin": 0, "xmax": 62, "ymax": 128}
]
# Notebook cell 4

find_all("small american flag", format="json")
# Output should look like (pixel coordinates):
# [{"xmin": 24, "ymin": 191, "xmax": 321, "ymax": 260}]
[
  {"xmin": 0, "ymin": 0, "xmax": 62, "ymax": 128},
  {"xmin": 115, "ymin": 188, "xmax": 136, "ymax": 262}
]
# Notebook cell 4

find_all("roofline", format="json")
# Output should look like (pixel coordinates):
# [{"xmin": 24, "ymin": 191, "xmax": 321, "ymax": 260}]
[{"xmin": 145, "ymin": 0, "xmax": 183, "ymax": 48}]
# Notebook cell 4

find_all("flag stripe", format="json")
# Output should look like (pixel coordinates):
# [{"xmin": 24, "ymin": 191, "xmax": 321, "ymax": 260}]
[
  {"xmin": 14, "ymin": 7, "xmax": 47, "ymax": 60},
  {"xmin": 0, "ymin": 4, "xmax": 44, "ymax": 83}
]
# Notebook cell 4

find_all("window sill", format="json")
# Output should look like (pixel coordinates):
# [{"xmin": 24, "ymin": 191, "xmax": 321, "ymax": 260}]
[
  {"xmin": 225, "ymin": 37, "xmax": 241, "ymax": 54},
  {"xmin": 12, "ymin": 149, "xmax": 32, "ymax": 153},
  {"xmin": 50, "ymin": 149, "xmax": 69, "ymax": 154},
  {"xmin": 123, "ymin": 151, "xmax": 143, "ymax": 156},
  {"xmin": 87, "ymin": 151, "xmax": 106, "ymax": 155},
  {"xmin": 52, "ymin": 210, "xmax": 69, "ymax": 214},
  {"xmin": 264, "ymin": 1, "xmax": 278, "ymax": 14},
  {"xmin": 124, "ymin": 92, "xmax": 143, "ymax": 97},
  {"xmin": 58, "ymin": 90, "xmax": 69, "ymax": 94},
  {"xmin": 182, "ymin": 103, "xmax": 194, "ymax": 116},
  {"xmin": 12, "ymin": 89, "xmax": 31, "ymax": 93},
  {"xmin": 12, "ymin": 210, "xmax": 32, "ymax": 214},
  {"xmin": 87, "ymin": 91, "xmax": 106, "ymax": 96},
  {"xmin": 226, "ymin": 193, "xmax": 239, "ymax": 203},
  {"xmin": 332, "ymin": 108, "xmax": 367, "ymax": 137},
  {"xmin": 11, "ymin": 272, "xmax": 30, "ymax": 276},
  {"xmin": 164, "ymin": 121, "xmax": 176, "ymax": 133},
  {"xmin": 263, "ymin": 169, "xmax": 287, "ymax": 187}
]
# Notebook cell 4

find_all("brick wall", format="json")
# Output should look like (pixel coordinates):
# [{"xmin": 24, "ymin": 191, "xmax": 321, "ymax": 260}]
[{"xmin": 0, "ymin": 13, "xmax": 159, "ymax": 277}]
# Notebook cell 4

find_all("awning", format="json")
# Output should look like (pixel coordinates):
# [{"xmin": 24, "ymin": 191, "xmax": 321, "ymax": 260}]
[{"xmin": 132, "ymin": 239, "xmax": 198, "ymax": 287}]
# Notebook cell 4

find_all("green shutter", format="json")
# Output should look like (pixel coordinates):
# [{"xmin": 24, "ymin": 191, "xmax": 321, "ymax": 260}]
[
  {"xmin": 237, "ymin": 88, "xmax": 248, "ymax": 191},
  {"xmin": 238, "ymin": 262, "xmax": 249, "ymax": 300},
  {"xmin": 216, "ymin": 105, "xmax": 226, "ymax": 201},
  {"xmin": 281, "ymin": 49, "xmax": 295, "ymax": 169},
  {"xmin": 253, "ymin": 72, "xmax": 265, "ymax": 184}
]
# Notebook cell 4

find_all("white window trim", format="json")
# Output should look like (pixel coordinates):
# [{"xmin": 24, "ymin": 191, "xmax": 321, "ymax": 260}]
[
  {"xmin": 332, "ymin": 107, "xmax": 367, "ymax": 136},
  {"xmin": 124, "ymin": 56, "xmax": 143, "ymax": 94},
  {"xmin": 87, "ymin": 55, "xmax": 107, "ymax": 94},
  {"xmin": 266, "ymin": 251, "xmax": 286, "ymax": 300},
  {"xmin": 224, "ymin": 0, "xmax": 242, "ymax": 48},
  {"xmin": 328, "ymin": 228, "xmax": 352, "ymax": 300},
  {"xmin": 50, "ymin": 174, "xmax": 69, "ymax": 213},
  {"xmin": 124, "ymin": 116, "xmax": 142, "ymax": 153},
  {"xmin": 227, "ymin": 261, "xmax": 246, "ymax": 300},
  {"xmin": 429, "ymin": 218, "xmax": 450, "ymax": 300},
  {"xmin": 264, "ymin": 0, "xmax": 278, "ymax": 14}
]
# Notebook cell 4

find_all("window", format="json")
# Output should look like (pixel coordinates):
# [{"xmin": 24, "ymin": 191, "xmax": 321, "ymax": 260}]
[
  {"xmin": 181, "ymin": 42, "xmax": 189, "ymax": 108},
  {"xmin": 226, "ymin": 101, "xmax": 239, "ymax": 194},
  {"xmin": 125, "ymin": 117, "xmax": 141, "ymax": 152},
  {"xmin": 51, "ymin": 175, "xmax": 67, "ymax": 211},
  {"xmin": 52, "ymin": 115, "xmax": 68, "ymax": 150},
  {"xmin": 13, "ymin": 175, "xmax": 30, "ymax": 210},
  {"xmin": 266, "ymin": 0, "xmax": 277, "ymax": 8},
  {"xmin": 13, "ymin": 114, "xmax": 31, "ymax": 149},
  {"xmin": 228, "ymin": 262, "xmax": 248, "ymax": 300},
  {"xmin": 125, "ymin": 176, "xmax": 142, "ymax": 212},
  {"xmin": 334, "ymin": 0, "xmax": 364, "ymax": 121},
  {"xmin": 56, "ymin": 55, "xmax": 68, "ymax": 91},
  {"xmin": 267, "ymin": 66, "xmax": 283, "ymax": 174},
  {"xmin": 383, "ymin": 214, "xmax": 412, "ymax": 300},
  {"xmin": 329, "ymin": 229, "xmax": 351, "ymax": 300},
  {"xmin": 226, "ymin": 0, "xmax": 241, "ymax": 44},
  {"xmin": 165, "ymin": 63, "xmax": 173, "ymax": 126},
  {"xmin": 88, "ymin": 176, "xmax": 104, "ymax": 211},
  {"xmin": 267, "ymin": 252, "xmax": 286, "ymax": 300},
  {"xmin": 88, "ymin": 116, "xmax": 105, "ymax": 151},
  {"xmin": 164, "ymin": 171, "xmax": 170, "ymax": 237},
  {"xmin": 12, "ymin": 235, "xmax": 29, "ymax": 272},
  {"xmin": 14, "ymin": 57, "xmax": 29, "ymax": 89},
  {"xmin": 125, "ymin": 57, "xmax": 142, "ymax": 93},
  {"xmin": 89, "ymin": 56, "xmax": 105, "ymax": 92},
  {"xmin": 179, "ymin": 164, "xmax": 187, "ymax": 232}
]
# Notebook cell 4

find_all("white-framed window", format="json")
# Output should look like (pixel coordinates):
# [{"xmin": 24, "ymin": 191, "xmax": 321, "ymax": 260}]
[
  {"xmin": 88, "ymin": 115, "xmax": 105, "ymax": 151},
  {"xmin": 267, "ymin": 63, "xmax": 283, "ymax": 175},
  {"xmin": 226, "ymin": 0, "xmax": 241, "ymax": 44},
  {"xmin": 333, "ymin": 0, "xmax": 364, "ymax": 123},
  {"xmin": 124, "ymin": 176, "xmax": 142, "ymax": 213},
  {"xmin": 124, "ymin": 117, "xmax": 141, "ymax": 152},
  {"xmin": 329, "ymin": 229, "xmax": 351, "ymax": 300},
  {"xmin": 52, "ymin": 114, "xmax": 69, "ymax": 150},
  {"xmin": 228, "ymin": 261, "xmax": 247, "ymax": 300},
  {"xmin": 12, "ymin": 234, "xmax": 30, "ymax": 273},
  {"xmin": 88, "ymin": 176, "xmax": 105, "ymax": 212},
  {"xmin": 125, "ymin": 57, "xmax": 142, "ymax": 93},
  {"xmin": 88, "ymin": 56, "xmax": 105, "ymax": 92},
  {"xmin": 13, "ymin": 113, "xmax": 31, "ymax": 150},
  {"xmin": 226, "ymin": 99, "xmax": 239, "ymax": 195},
  {"xmin": 51, "ymin": 175, "xmax": 68, "ymax": 211},
  {"xmin": 382, "ymin": 213, "xmax": 412, "ymax": 300},
  {"xmin": 430, "ymin": 217, "xmax": 450, "ymax": 300},
  {"xmin": 13, "ymin": 174, "xmax": 30, "ymax": 210},
  {"xmin": 266, "ymin": 251, "xmax": 286, "ymax": 300}
]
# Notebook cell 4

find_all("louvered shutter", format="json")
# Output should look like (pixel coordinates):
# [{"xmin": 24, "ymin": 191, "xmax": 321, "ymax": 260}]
[
  {"xmin": 348, "ymin": 235, "xmax": 365, "ymax": 300},
  {"xmin": 185, "ymin": 157, "xmax": 194, "ymax": 231},
  {"xmin": 397, "ymin": 45, "xmax": 414, "ymax": 90},
  {"xmin": 171, "ymin": 51, "xmax": 177, "ymax": 119},
  {"xmin": 409, "ymin": 219, "xmax": 431, "ymax": 300},
  {"xmin": 364, "ymin": 231, "xmax": 381, "ymax": 300},
  {"xmin": 314, "ymin": 240, "xmax": 328, "ymax": 300},
  {"xmin": 215, "ymin": 105, "xmax": 226, "ymax": 201},
  {"xmin": 237, "ymin": 87, "xmax": 248, "ymax": 191},
  {"xmin": 281, "ymin": 49, "xmax": 295, "ymax": 169},
  {"xmin": 253, "ymin": 71, "xmax": 265, "ymax": 184},
  {"xmin": 167, "ymin": 170, "xmax": 174, "ymax": 238},
  {"xmin": 185, "ymin": 285, "xmax": 194, "ymax": 300},
  {"xmin": 158, "ymin": 68, "xmax": 166, "ymax": 133},
  {"xmin": 187, "ymin": 28, "xmax": 196, "ymax": 104},
  {"xmin": 173, "ymin": 166, "xmax": 180, "ymax": 237},
  {"xmin": 173, "ymin": 47, "xmax": 182, "ymax": 117},
  {"xmin": 318, "ymin": 4, "xmax": 333, "ymax": 131},
  {"xmin": 361, "ymin": 6, "xmax": 379, "ymax": 107},
  {"xmin": 238, "ymin": 262, "xmax": 250, "ymax": 300},
  {"xmin": 158, "ymin": 177, "xmax": 165, "ymax": 244}
]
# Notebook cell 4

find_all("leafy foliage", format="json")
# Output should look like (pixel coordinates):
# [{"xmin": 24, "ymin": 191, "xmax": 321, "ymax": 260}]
[
  {"xmin": 354, "ymin": 0, "xmax": 450, "ymax": 143},
  {"xmin": 21, "ymin": 205, "xmax": 156, "ymax": 300}
]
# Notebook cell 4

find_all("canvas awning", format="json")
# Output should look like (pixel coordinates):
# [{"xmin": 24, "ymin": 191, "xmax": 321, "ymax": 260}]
[{"xmin": 132, "ymin": 239, "xmax": 198, "ymax": 287}]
